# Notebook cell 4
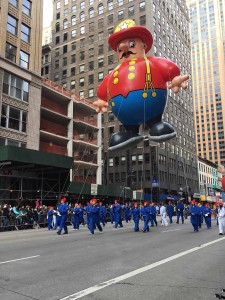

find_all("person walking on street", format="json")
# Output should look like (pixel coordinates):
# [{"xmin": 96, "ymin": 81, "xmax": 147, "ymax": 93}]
[
  {"xmin": 89, "ymin": 199, "xmax": 103, "ymax": 235},
  {"xmin": 141, "ymin": 201, "xmax": 150, "ymax": 232},
  {"xmin": 176, "ymin": 200, "xmax": 184, "ymax": 224},
  {"xmin": 47, "ymin": 206, "xmax": 54, "ymax": 230},
  {"xmin": 203, "ymin": 203, "xmax": 212, "ymax": 229},
  {"xmin": 217, "ymin": 202, "xmax": 225, "ymax": 235},
  {"xmin": 189, "ymin": 200, "xmax": 200, "ymax": 232},
  {"xmin": 123, "ymin": 202, "xmax": 131, "ymax": 223},
  {"xmin": 167, "ymin": 201, "xmax": 174, "ymax": 224},
  {"xmin": 160, "ymin": 203, "xmax": 168, "ymax": 226},
  {"xmin": 114, "ymin": 200, "xmax": 123, "ymax": 228},
  {"xmin": 57, "ymin": 197, "xmax": 68, "ymax": 235},
  {"xmin": 150, "ymin": 203, "xmax": 158, "ymax": 227},
  {"xmin": 130, "ymin": 202, "xmax": 141, "ymax": 232},
  {"xmin": 99, "ymin": 201, "xmax": 107, "ymax": 227}
]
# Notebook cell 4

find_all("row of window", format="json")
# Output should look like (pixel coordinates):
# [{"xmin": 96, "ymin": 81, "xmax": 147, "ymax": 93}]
[
  {"xmin": 1, "ymin": 104, "xmax": 27, "ymax": 133},
  {"xmin": 3, "ymin": 71, "xmax": 29, "ymax": 102},
  {"xmin": 5, "ymin": 43, "xmax": 29, "ymax": 69},
  {"xmin": 56, "ymin": 0, "xmax": 140, "ymax": 13},
  {"xmin": 0, "ymin": 137, "xmax": 26, "ymax": 148},
  {"xmin": 55, "ymin": 1, "xmax": 145, "ymax": 29},
  {"xmin": 7, "ymin": 15, "xmax": 31, "ymax": 43},
  {"xmin": 9, "ymin": 0, "xmax": 31, "ymax": 17}
]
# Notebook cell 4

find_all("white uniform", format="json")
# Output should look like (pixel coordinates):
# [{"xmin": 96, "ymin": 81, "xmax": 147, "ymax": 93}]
[
  {"xmin": 218, "ymin": 206, "xmax": 225, "ymax": 234},
  {"xmin": 160, "ymin": 205, "xmax": 168, "ymax": 226}
]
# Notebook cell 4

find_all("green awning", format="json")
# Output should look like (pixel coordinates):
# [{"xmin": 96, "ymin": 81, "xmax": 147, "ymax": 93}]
[{"xmin": 0, "ymin": 146, "xmax": 73, "ymax": 169}]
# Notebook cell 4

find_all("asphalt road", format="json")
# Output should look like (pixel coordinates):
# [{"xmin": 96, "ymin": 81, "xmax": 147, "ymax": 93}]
[{"xmin": 0, "ymin": 217, "xmax": 225, "ymax": 300}]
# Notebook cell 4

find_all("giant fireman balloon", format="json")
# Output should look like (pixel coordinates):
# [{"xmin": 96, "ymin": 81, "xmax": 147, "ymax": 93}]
[{"xmin": 94, "ymin": 20, "xmax": 189, "ymax": 151}]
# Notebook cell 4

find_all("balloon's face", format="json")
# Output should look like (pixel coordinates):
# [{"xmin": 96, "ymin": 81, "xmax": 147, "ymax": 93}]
[{"xmin": 117, "ymin": 37, "xmax": 146, "ymax": 63}]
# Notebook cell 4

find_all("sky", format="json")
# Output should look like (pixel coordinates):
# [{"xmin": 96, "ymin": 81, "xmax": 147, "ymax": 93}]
[{"xmin": 43, "ymin": 0, "xmax": 53, "ymax": 28}]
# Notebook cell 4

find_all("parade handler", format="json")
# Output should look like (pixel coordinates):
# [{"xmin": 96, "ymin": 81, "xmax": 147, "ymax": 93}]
[{"xmin": 94, "ymin": 20, "xmax": 189, "ymax": 151}]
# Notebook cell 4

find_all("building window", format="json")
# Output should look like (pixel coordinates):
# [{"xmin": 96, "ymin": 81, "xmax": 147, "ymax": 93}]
[
  {"xmin": 71, "ymin": 67, "xmax": 76, "ymax": 76},
  {"xmin": 139, "ymin": 1, "xmax": 145, "ymax": 11},
  {"xmin": 88, "ymin": 89, "xmax": 94, "ymax": 97},
  {"xmin": 98, "ymin": 72, "xmax": 104, "ymax": 81},
  {"xmin": 80, "ymin": 51, "xmax": 85, "ymax": 60},
  {"xmin": 71, "ymin": 54, "xmax": 76, "ymax": 63},
  {"xmin": 71, "ymin": 29, "xmax": 76, "ymax": 38},
  {"xmin": 56, "ymin": 1, "xmax": 60, "ymax": 9},
  {"xmin": 62, "ymin": 69, "xmax": 67, "ymax": 78},
  {"xmin": 63, "ymin": 57, "xmax": 67, "ymax": 67},
  {"xmin": 108, "ymin": 14, "xmax": 113, "ymax": 24},
  {"xmin": 89, "ymin": 7, "xmax": 94, "ymax": 18},
  {"xmin": 80, "ymin": 1, "xmax": 85, "ymax": 9},
  {"xmin": 71, "ymin": 80, "xmax": 75, "ymax": 89},
  {"xmin": 89, "ymin": 48, "xmax": 94, "ymax": 57},
  {"xmin": 98, "ymin": 44, "xmax": 104, "ymax": 55},
  {"xmin": 89, "ymin": 35, "xmax": 94, "ymax": 45},
  {"xmin": 118, "ymin": 0, "xmax": 124, "ymax": 6},
  {"xmin": 20, "ymin": 50, "xmax": 29, "ymax": 69},
  {"xmin": 56, "ymin": 22, "xmax": 60, "ymax": 32},
  {"xmin": 118, "ymin": 10, "xmax": 124, "ymax": 20},
  {"xmin": 128, "ymin": 6, "xmax": 134, "ymax": 16},
  {"xmin": 9, "ymin": 0, "xmax": 18, "ymax": 8},
  {"xmin": 21, "ymin": 23, "xmax": 30, "ymax": 43},
  {"xmin": 72, "ymin": 5, "xmax": 76, "ymax": 13},
  {"xmin": 98, "ymin": 18, "xmax": 104, "ymax": 28},
  {"xmin": 55, "ymin": 60, "xmax": 59, "ymax": 68},
  {"xmin": 89, "ymin": 22, "xmax": 94, "ymax": 32},
  {"xmin": 55, "ymin": 48, "xmax": 59, "ymax": 56},
  {"xmin": 71, "ymin": 16, "xmax": 76, "ymax": 26},
  {"xmin": 108, "ymin": 0, "xmax": 113, "ymax": 10},
  {"xmin": 54, "ymin": 73, "xmax": 59, "ymax": 81},
  {"xmin": 22, "ymin": 0, "xmax": 31, "ymax": 17},
  {"xmin": 3, "ymin": 72, "xmax": 29, "ymax": 102},
  {"xmin": 108, "ymin": 55, "xmax": 114, "ymax": 65},
  {"xmin": 64, "ymin": 0, "xmax": 68, "ymax": 5},
  {"xmin": 89, "ymin": 61, "xmax": 94, "ymax": 70},
  {"xmin": 63, "ymin": 32, "xmax": 68, "ymax": 41},
  {"xmin": 89, "ymin": 74, "xmax": 94, "ymax": 84},
  {"xmin": 63, "ymin": 19, "xmax": 68, "ymax": 29},
  {"xmin": 140, "ymin": 15, "xmax": 146, "ymax": 26},
  {"xmin": 98, "ymin": 31, "xmax": 104, "ymax": 41},
  {"xmin": 80, "ymin": 11, "xmax": 85, "ymax": 22},
  {"xmin": 56, "ymin": 12, "xmax": 60, "ymax": 19},
  {"xmin": 7, "ymin": 15, "xmax": 18, "ymax": 36},
  {"xmin": 79, "ymin": 78, "xmax": 84, "ymax": 87},
  {"xmin": 71, "ymin": 42, "xmax": 76, "ymax": 50},
  {"xmin": 80, "ymin": 26, "xmax": 85, "ymax": 35},
  {"xmin": 98, "ymin": 3, "xmax": 103, "ymax": 14},
  {"xmin": 80, "ymin": 38, "xmax": 85, "ymax": 47},
  {"xmin": 64, "ymin": 8, "xmax": 68, "ymax": 16},
  {"xmin": 80, "ymin": 64, "xmax": 85, "ymax": 73},
  {"xmin": 98, "ymin": 58, "xmax": 104, "ymax": 68},
  {"xmin": 62, "ymin": 82, "xmax": 67, "ymax": 89},
  {"xmin": 79, "ymin": 91, "xmax": 84, "ymax": 98},
  {"xmin": 1, "ymin": 104, "xmax": 27, "ymax": 133},
  {"xmin": 55, "ymin": 36, "xmax": 60, "ymax": 44},
  {"xmin": 5, "ymin": 43, "xmax": 16, "ymax": 62},
  {"xmin": 63, "ymin": 45, "xmax": 67, "ymax": 53}
]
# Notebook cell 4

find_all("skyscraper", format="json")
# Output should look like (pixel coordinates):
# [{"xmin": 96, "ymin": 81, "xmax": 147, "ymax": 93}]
[
  {"xmin": 0, "ymin": 0, "xmax": 43, "ymax": 149},
  {"xmin": 49, "ymin": 0, "xmax": 199, "ymax": 200},
  {"xmin": 187, "ymin": 0, "xmax": 225, "ymax": 166}
]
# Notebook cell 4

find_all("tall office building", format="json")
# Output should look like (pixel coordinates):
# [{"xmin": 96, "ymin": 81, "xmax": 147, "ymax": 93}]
[
  {"xmin": 0, "ymin": 0, "xmax": 43, "ymax": 150},
  {"xmin": 49, "ymin": 0, "xmax": 199, "ymax": 200},
  {"xmin": 186, "ymin": 0, "xmax": 225, "ymax": 166}
]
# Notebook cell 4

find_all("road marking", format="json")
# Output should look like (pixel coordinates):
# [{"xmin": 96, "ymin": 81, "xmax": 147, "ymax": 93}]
[
  {"xmin": 60, "ymin": 237, "xmax": 225, "ymax": 300},
  {"xmin": 0, "ymin": 255, "xmax": 40, "ymax": 265},
  {"xmin": 162, "ymin": 229, "xmax": 181, "ymax": 233}
]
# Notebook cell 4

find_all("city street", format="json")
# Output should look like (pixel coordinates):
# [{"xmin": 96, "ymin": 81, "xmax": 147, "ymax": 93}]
[{"xmin": 0, "ymin": 218, "xmax": 225, "ymax": 300}]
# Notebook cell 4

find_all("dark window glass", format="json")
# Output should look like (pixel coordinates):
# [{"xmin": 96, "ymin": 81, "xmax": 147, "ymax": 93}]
[{"xmin": 5, "ymin": 43, "xmax": 16, "ymax": 62}]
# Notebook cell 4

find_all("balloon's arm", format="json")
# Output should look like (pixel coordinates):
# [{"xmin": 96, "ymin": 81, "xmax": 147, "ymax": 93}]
[
  {"xmin": 93, "ymin": 99, "xmax": 109, "ymax": 113},
  {"xmin": 167, "ymin": 75, "xmax": 189, "ymax": 94}
]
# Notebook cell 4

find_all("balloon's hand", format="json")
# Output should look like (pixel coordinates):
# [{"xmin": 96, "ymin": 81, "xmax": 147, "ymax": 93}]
[
  {"xmin": 93, "ymin": 99, "xmax": 109, "ymax": 113},
  {"xmin": 168, "ymin": 75, "xmax": 189, "ymax": 94}
]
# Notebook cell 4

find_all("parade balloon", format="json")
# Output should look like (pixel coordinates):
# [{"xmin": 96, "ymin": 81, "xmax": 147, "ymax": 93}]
[
  {"xmin": 222, "ymin": 176, "xmax": 225, "ymax": 190},
  {"xmin": 94, "ymin": 19, "xmax": 189, "ymax": 151}
]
